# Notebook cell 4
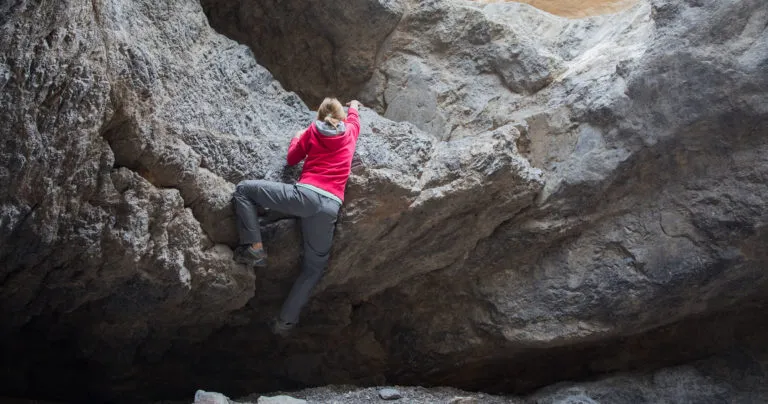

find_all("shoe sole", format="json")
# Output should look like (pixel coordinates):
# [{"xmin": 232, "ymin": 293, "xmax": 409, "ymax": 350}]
[
  {"xmin": 271, "ymin": 320, "xmax": 295, "ymax": 336},
  {"xmin": 251, "ymin": 259, "xmax": 267, "ymax": 268}
]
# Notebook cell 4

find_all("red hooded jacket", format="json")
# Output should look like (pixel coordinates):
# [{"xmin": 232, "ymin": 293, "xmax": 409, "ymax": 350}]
[{"xmin": 287, "ymin": 107, "xmax": 360, "ymax": 203}]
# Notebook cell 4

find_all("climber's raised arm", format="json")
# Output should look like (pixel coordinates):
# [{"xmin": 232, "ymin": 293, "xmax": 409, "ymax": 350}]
[{"xmin": 345, "ymin": 100, "xmax": 362, "ymax": 140}]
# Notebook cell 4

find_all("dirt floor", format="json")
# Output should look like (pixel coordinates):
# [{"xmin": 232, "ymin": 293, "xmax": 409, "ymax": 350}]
[{"xmin": 472, "ymin": 0, "xmax": 639, "ymax": 18}]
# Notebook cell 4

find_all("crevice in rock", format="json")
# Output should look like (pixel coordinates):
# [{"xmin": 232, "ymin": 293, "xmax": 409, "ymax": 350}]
[{"xmin": 199, "ymin": 0, "xmax": 405, "ymax": 107}]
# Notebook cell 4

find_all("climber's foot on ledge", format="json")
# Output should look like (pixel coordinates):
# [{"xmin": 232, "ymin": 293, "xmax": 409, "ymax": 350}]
[
  {"xmin": 271, "ymin": 318, "xmax": 295, "ymax": 336},
  {"xmin": 234, "ymin": 243, "xmax": 267, "ymax": 268}
]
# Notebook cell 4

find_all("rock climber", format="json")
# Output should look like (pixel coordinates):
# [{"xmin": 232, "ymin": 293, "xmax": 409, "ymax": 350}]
[{"xmin": 232, "ymin": 98, "xmax": 363, "ymax": 335}]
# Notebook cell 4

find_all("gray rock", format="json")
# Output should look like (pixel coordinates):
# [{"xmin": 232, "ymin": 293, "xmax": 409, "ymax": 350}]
[
  {"xmin": 448, "ymin": 397, "xmax": 479, "ymax": 404},
  {"xmin": 378, "ymin": 388, "xmax": 402, "ymax": 400},
  {"xmin": 195, "ymin": 390, "xmax": 232, "ymax": 404},
  {"xmin": 527, "ymin": 348, "xmax": 768, "ymax": 404},
  {"xmin": 1, "ymin": 0, "xmax": 768, "ymax": 402},
  {"xmin": 257, "ymin": 395, "xmax": 307, "ymax": 404}
]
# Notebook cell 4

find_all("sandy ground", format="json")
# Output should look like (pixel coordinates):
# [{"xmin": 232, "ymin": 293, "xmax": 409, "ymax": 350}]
[{"xmin": 472, "ymin": 0, "xmax": 639, "ymax": 18}]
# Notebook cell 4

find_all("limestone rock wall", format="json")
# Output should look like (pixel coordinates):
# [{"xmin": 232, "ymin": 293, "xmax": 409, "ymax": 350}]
[
  {"xmin": 0, "ymin": 0, "xmax": 298, "ymax": 397},
  {"xmin": 1, "ymin": 0, "xmax": 767, "ymax": 402},
  {"xmin": 341, "ymin": 0, "xmax": 768, "ymax": 390}
]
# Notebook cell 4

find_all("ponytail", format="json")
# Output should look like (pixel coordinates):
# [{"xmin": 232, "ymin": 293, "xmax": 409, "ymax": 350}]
[
  {"xmin": 324, "ymin": 114, "xmax": 341, "ymax": 129},
  {"xmin": 317, "ymin": 97, "xmax": 346, "ymax": 128}
]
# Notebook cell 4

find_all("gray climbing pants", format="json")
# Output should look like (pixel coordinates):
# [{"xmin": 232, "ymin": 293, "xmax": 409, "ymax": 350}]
[{"xmin": 233, "ymin": 180, "xmax": 341, "ymax": 324}]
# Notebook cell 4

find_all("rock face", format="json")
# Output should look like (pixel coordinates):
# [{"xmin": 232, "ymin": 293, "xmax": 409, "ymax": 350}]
[{"xmin": 1, "ymin": 0, "xmax": 768, "ymax": 402}]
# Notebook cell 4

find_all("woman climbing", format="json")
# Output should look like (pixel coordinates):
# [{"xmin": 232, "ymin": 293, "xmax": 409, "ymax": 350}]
[{"xmin": 232, "ymin": 98, "xmax": 362, "ymax": 335}]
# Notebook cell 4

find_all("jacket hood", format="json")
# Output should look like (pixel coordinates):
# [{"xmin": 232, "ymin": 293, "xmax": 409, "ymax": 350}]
[{"xmin": 314, "ymin": 120, "xmax": 346, "ymax": 136}]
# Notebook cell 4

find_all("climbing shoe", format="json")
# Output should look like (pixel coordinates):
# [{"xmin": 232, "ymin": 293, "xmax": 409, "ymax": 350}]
[
  {"xmin": 270, "ymin": 318, "xmax": 295, "ymax": 336},
  {"xmin": 234, "ymin": 245, "xmax": 267, "ymax": 268}
]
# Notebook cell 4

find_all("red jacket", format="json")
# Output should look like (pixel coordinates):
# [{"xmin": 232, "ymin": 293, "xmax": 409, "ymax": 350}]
[{"xmin": 287, "ymin": 107, "xmax": 361, "ymax": 202}]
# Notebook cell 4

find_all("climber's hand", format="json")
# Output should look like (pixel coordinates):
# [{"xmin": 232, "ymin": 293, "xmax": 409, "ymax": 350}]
[
  {"xmin": 294, "ymin": 130, "xmax": 303, "ymax": 139},
  {"xmin": 346, "ymin": 100, "xmax": 362, "ymax": 110}
]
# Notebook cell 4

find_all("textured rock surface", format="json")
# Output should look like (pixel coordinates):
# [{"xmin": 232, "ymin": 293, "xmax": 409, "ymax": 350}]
[
  {"xmin": 256, "ymin": 395, "xmax": 307, "ymax": 404},
  {"xmin": 2, "ymin": 0, "xmax": 768, "ymax": 402},
  {"xmin": 528, "ymin": 342, "xmax": 768, "ymax": 404},
  {"xmin": 0, "ymin": 0, "xmax": 308, "ymax": 399},
  {"xmin": 195, "ymin": 390, "xmax": 232, "ymax": 404},
  {"xmin": 377, "ymin": 387, "xmax": 402, "ymax": 400},
  {"xmin": 360, "ymin": 0, "xmax": 653, "ymax": 140}
]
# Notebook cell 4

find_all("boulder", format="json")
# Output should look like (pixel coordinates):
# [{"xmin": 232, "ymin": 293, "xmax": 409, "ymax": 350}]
[
  {"xmin": 377, "ymin": 387, "xmax": 402, "ymax": 400},
  {"xmin": 257, "ymin": 395, "xmax": 307, "ymax": 404},
  {"xmin": 195, "ymin": 390, "xmax": 233, "ymax": 404}
]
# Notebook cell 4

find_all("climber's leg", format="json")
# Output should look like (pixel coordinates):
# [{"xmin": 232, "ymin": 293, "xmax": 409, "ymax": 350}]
[
  {"xmin": 277, "ymin": 192, "xmax": 340, "ymax": 328},
  {"xmin": 233, "ymin": 180, "xmax": 318, "ymax": 245}
]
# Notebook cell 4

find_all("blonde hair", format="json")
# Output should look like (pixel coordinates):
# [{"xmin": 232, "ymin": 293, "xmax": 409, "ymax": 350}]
[{"xmin": 317, "ymin": 97, "xmax": 347, "ymax": 129}]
